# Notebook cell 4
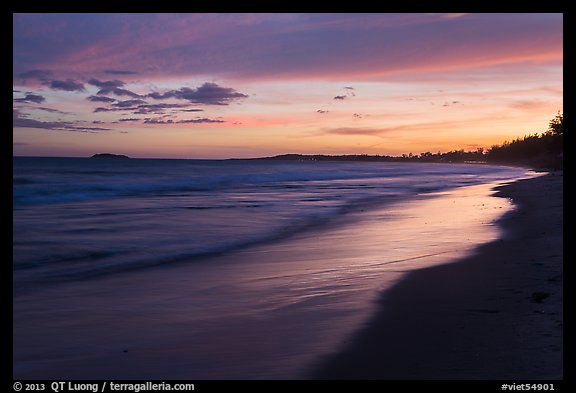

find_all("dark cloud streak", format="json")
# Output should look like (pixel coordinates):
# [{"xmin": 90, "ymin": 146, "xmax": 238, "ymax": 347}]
[
  {"xmin": 14, "ymin": 93, "xmax": 46, "ymax": 104},
  {"xmin": 147, "ymin": 82, "xmax": 247, "ymax": 105},
  {"xmin": 98, "ymin": 87, "xmax": 141, "ymax": 98},
  {"xmin": 48, "ymin": 79, "xmax": 86, "ymax": 92},
  {"xmin": 143, "ymin": 117, "xmax": 225, "ymax": 124},
  {"xmin": 16, "ymin": 70, "xmax": 85, "ymax": 92},
  {"xmin": 87, "ymin": 95, "xmax": 116, "ymax": 103},
  {"xmin": 94, "ymin": 106, "xmax": 135, "ymax": 113},
  {"xmin": 134, "ymin": 103, "xmax": 201, "ymax": 114},
  {"xmin": 13, "ymin": 109, "xmax": 112, "ymax": 132},
  {"xmin": 88, "ymin": 78, "xmax": 142, "ymax": 98},
  {"xmin": 112, "ymin": 99, "xmax": 147, "ymax": 108},
  {"xmin": 18, "ymin": 69, "xmax": 52, "ymax": 81},
  {"xmin": 87, "ymin": 79, "xmax": 125, "ymax": 89},
  {"xmin": 104, "ymin": 69, "xmax": 139, "ymax": 75}
]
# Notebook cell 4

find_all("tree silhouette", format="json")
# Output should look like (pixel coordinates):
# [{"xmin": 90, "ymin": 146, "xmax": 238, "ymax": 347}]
[
  {"xmin": 485, "ymin": 112, "xmax": 563, "ymax": 168},
  {"xmin": 546, "ymin": 111, "xmax": 563, "ymax": 137},
  {"xmin": 261, "ymin": 112, "xmax": 562, "ymax": 169}
]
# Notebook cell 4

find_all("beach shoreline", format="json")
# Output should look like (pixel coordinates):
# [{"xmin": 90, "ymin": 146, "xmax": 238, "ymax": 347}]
[
  {"xmin": 13, "ymin": 168, "xmax": 529, "ymax": 380},
  {"xmin": 13, "ymin": 166, "xmax": 561, "ymax": 380},
  {"xmin": 310, "ymin": 171, "xmax": 563, "ymax": 379}
]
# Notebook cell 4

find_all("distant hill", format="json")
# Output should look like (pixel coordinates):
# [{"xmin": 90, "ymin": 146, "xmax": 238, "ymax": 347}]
[
  {"xmin": 90, "ymin": 153, "xmax": 130, "ymax": 159},
  {"xmin": 248, "ymin": 113, "xmax": 563, "ymax": 170}
]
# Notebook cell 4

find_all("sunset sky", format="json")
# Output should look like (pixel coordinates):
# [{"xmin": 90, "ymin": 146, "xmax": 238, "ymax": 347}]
[{"xmin": 13, "ymin": 13, "xmax": 563, "ymax": 159}]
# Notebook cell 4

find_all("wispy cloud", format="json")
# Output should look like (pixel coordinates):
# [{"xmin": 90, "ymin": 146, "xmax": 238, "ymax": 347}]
[
  {"xmin": 13, "ymin": 109, "xmax": 112, "ymax": 132},
  {"xmin": 13, "ymin": 14, "xmax": 562, "ymax": 82},
  {"xmin": 34, "ymin": 107, "xmax": 71, "ymax": 115},
  {"xmin": 112, "ymin": 99, "xmax": 147, "ymax": 108},
  {"xmin": 88, "ymin": 78, "xmax": 142, "ymax": 98},
  {"xmin": 16, "ymin": 70, "xmax": 85, "ymax": 92},
  {"xmin": 92, "ymin": 101, "xmax": 204, "ymax": 115},
  {"xmin": 87, "ymin": 95, "xmax": 116, "ymax": 103},
  {"xmin": 143, "ymin": 117, "xmax": 224, "ymax": 124},
  {"xmin": 104, "ymin": 69, "xmax": 139, "ymax": 75},
  {"xmin": 333, "ymin": 87, "xmax": 355, "ymax": 101},
  {"xmin": 18, "ymin": 69, "xmax": 52, "ymax": 81},
  {"xmin": 509, "ymin": 99, "xmax": 552, "ymax": 112},
  {"xmin": 14, "ymin": 93, "xmax": 45, "ymax": 104},
  {"xmin": 133, "ymin": 103, "xmax": 201, "ymax": 114},
  {"xmin": 323, "ymin": 127, "xmax": 387, "ymax": 136}
]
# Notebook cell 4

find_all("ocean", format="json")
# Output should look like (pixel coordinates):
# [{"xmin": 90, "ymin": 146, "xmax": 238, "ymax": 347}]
[{"xmin": 13, "ymin": 157, "xmax": 534, "ymax": 378}]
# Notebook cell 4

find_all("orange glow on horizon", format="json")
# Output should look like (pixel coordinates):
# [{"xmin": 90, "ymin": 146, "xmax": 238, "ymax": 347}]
[{"xmin": 13, "ymin": 13, "xmax": 562, "ymax": 159}]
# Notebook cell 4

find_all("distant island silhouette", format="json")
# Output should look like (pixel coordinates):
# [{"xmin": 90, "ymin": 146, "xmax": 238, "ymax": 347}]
[{"xmin": 91, "ymin": 153, "xmax": 130, "ymax": 159}]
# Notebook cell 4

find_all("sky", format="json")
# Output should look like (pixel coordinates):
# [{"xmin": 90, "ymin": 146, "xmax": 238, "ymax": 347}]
[{"xmin": 13, "ymin": 13, "xmax": 563, "ymax": 159}]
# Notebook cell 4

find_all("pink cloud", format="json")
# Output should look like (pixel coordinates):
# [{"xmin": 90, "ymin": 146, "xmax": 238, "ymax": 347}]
[
  {"xmin": 13, "ymin": 13, "xmax": 562, "ymax": 82},
  {"xmin": 13, "ymin": 13, "xmax": 563, "ymax": 159}
]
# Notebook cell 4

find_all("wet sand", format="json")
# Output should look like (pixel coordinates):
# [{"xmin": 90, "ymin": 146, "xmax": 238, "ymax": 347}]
[{"xmin": 311, "ymin": 171, "xmax": 563, "ymax": 379}]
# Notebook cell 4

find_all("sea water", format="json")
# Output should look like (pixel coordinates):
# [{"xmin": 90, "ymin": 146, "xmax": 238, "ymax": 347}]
[
  {"xmin": 13, "ymin": 157, "xmax": 533, "ymax": 378},
  {"xmin": 13, "ymin": 157, "xmax": 529, "ymax": 291}
]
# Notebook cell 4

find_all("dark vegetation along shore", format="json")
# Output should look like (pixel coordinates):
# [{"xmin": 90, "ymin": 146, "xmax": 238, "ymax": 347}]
[
  {"xmin": 91, "ymin": 113, "xmax": 562, "ymax": 170},
  {"xmin": 253, "ymin": 112, "xmax": 564, "ymax": 170}
]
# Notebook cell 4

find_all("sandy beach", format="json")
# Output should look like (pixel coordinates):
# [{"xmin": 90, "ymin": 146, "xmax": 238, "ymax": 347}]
[{"xmin": 311, "ymin": 171, "xmax": 563, "ymax": 379}]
